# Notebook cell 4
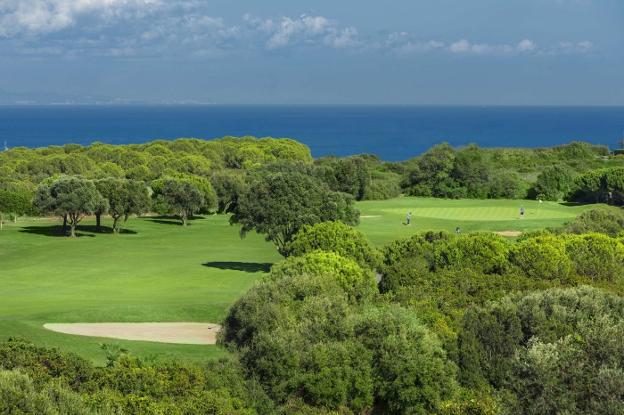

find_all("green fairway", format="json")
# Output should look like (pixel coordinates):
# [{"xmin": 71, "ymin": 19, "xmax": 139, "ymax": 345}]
[
  {"xmin": 0, "ymin": 215, "xmax": 281, "ymax": 365},
  {"xmin": 0, "ymin": 197, "xmax": 600, "ymax": 365},
  {"xmin": 357, "ymin": 197, "xmax": 600, "ymax": 245}
]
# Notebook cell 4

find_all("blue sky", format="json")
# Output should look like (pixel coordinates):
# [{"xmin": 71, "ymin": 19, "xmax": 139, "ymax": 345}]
[{"xmin": 0, "ymin": 0, "xmax": 622, "ymax": 104}]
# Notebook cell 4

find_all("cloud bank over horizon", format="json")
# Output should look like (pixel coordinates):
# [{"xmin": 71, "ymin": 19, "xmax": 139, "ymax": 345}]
[
  {"xmin": 0, "ymin": 1, "xmax": 596, "ymax": 58},
  {"xmin": 0, "ymin": 0, "xmax": 621, "ymax": 105}
]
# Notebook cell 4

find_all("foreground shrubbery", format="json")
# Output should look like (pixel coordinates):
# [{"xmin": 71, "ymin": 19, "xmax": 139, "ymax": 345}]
[
  {"xmin": 220, "ymin": 252, "xmax": 457, "ymax": 414},
  {"xmin": 0, "ymin": 338, "xmax": 272, "ymax": 414},
  {"xmin": 459, "ymin": 286, "xmax": 624, "ymax": 414},
  {"xmin": 558, "ymin": 206, "xmax": 624, "ymax": 236}
]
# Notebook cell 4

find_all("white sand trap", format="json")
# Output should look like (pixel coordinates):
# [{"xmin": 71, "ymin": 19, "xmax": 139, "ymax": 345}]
[
  {"xmin": 361, "ymin": 215, "xmax": 381, "ymax": 219},
  {"xmin": 43, "ymin": 322, "xmax": 220, "ymax": 345}
]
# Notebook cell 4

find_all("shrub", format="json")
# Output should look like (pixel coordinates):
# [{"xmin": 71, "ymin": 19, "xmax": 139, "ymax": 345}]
[
  {"xmin": 564, "ymin": 233, "xmax": 624, "ymax": 281},
  {"xmin": 287, "ymin": 221, "xmax": 381, "ymax": 270},
  {"xmin": 353, "ymin": 306, "xmax": 458, "ymax": 414},
  {"xmin": 0, "ymin": 370, "xmax": 91, "ymax": 415},
  {"xmin": 509, "ymin": 235, "xmax": 572, "ymax": 280},
  {"xmin": 270, "ymin": 251, "xmax": 377, "ymax": 301},
  {"xmin": 560, "ymin": 207, "xmax": 624, "ymax": 237},
  {"xmin": 458, "ymin": 286, "xmax": 624, "ymax": 394},
  {"xmin": 433, "ymin": 233, "xmax": 510, "ymax": 274}
]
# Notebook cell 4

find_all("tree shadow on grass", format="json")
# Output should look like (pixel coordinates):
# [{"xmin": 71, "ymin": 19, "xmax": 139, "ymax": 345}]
[
  {"xmin": 78, "ymin": 225, "xmax": 137, "ymax": 235},
  {"xmin": 19, "ymin": 226, "xmax": 95, "ymax": 238},
  {"xmin": 19, "ymin": 225, "xmax": 137, "ymax": 237},
  {"xmin": 203, "ymin": 261, "xmax": 273, "ymax": 273},
  {"xmin": 145, "ymin": 215, "xmax": 205, "ymax": 226}
]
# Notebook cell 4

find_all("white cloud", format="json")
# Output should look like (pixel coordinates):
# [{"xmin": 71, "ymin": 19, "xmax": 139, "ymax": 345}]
[
  {"xmin": 0, "ymin": 3, "xmax": 596, "ymax": 60},
  {"xmin": 0, "ymin": 0, "xmax": 160, "ymax": 37},
  {"xmin": 447, "ymin": 38, "xmax": 543, "ymax": 55},
  {"xmin": 383, "ymin": 32, "xmax": 445, "ymax": 55},
  {"xmin": 243, "ymin": 14, "xmax": 360, "ymax": 50},
  {"xmin": 517, "ymin": 39, "xmax": 536, "ymax": 52},
  {"xmin": 449, "ymin": 39, "xmax": 470, "ymax": 53}
]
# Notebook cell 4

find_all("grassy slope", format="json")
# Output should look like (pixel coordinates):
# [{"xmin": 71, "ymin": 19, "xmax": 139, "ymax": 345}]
[
  {"xmin": 0, "ymin": 215, "xmax": 281, "ymax": 365},
  {"xmin": 0, "ymin": 197, "xmax": 599, "ymax": 364},
  {"xmin": 357, "ymin": 197, "xmax": 600, "ymax": 245}
]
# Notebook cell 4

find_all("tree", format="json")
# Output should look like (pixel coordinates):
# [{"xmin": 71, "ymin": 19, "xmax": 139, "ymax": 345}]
[
  {"xmin": 509, "ymin": 234, "xmax": 572, "ymax": 280},
  {"xmin": 0, "ymin": 189, "xmax": 31, "ymax": 230},
  {"xmin": 34, "ymin": 176, "xmax": 101, "ymax": 237},
  {"xmin": 287, "ymin": 221, "xmax": 381, "ymax": 270},
  {"xmin": 96, "ymin": 178, "xmax": 150, "ymax": 233},
  {"xmin": 210, "ymin": 170, "xmax": 248, "ymax": 213},
  {"xmin": 152, "ymin": 177, "xmax": 204, "ymax": 226},
  {"xmin": 433, "ymin": 233, "xmax": 510, "ymax": 274},
  {"xmin": 532, "ymin": 164, "xmax": 576, "ymax": 201},
  {"xmin": 93, "ymin": 193, "xmax": 109, "ymax": 231},
  {"xmin": 451, "ymin": 145, "xmax": 491, "ymax": 198},
  {"xmin": 271, "ymin": 251, "xmax": 377, "ymax": 301},
  {"xmin": 404, "ymin": 143, "xmax": 459, "ymax": 198},
  {"xmin": 564, "ymin": 233, "xmax": 624, "ymax": 281},
  {"xmin": 458, "ymin": 286, "xmax": 624, "ymax": 413},
  {"xmin": 353, "ymin": 306, "xmax": 458, "ymax": 414},
  {"xmin": 230, "ymin": 172, "xmax": 359, "ymax": 255}
]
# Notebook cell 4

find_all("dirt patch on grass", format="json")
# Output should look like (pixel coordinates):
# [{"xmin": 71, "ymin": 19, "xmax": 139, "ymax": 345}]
[
  {"xmin": 44, "ymin": 322, "xmax": 221, "ymax": 345},
  {"xmin": 495, "ymin": 230, "xmax": 523, "ymax": 237}
]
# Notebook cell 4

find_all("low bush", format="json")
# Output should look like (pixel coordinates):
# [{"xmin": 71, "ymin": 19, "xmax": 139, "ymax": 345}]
[{"xmin": 560, "ymin": 207, "xmax": 624, "ymax": 237}]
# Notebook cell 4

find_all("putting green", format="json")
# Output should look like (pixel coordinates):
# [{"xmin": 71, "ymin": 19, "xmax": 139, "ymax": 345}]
[
  {"xmin": 357, "ymin": 197, "xmax": 600, "ymax": 245},
  {"xmin": 381, "ymin": 206, "xmax": 578, "ymax": 221}
]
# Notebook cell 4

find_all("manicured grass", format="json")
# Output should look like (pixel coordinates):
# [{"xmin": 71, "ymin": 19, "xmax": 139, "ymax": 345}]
[
  {"xmin": 0, "ymin": 198, "xmax": 600, "ymax": 365},
  {"xmin": 357, "ymin": 197, "xmax": 600, "ymax": 245},
  {"xmin": 0, "ymin": 215, "xmax": 281, "ymax": 365}
]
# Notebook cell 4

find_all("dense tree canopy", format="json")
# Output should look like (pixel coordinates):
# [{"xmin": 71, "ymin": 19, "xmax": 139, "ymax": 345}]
[
  {"xmin": 221, "ymin": 254, "xmax": 456, "ymax": 414},
  {"xmin": 34, "ymin": 176, "xmax": 101, "ymax": 237},
  {"xmin": 459, "ymin": 286, "xmax": 624, "ymax": 414},
  {"xmin": 0, "ymin": 189, "xmax": 31, "ymax": 230},
  {"xmin": 152, "ymin": 177, "xmax": 205, "ymax": 226},
  {"xmin": 96, "ymin": 178, "xmax": 151, "ymax": 233},
  {"xmin": 287, "ymin": 221, "xmax": 380, "ymax": 270},
  {"xmin": 230, "ymin": 171, "xmax": 359, "ymax": 255}
]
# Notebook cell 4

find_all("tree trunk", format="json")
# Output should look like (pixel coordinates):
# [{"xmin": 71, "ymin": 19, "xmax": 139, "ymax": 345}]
[
  {"xmin": 62, "ymin": 214, "xmax": 68, "ymax": 235},
  {"xmin": 112, "ymin": 217, "xmax": 120, "ymax": 234},
  {"xmin": 181, "ymin": 212, "xmax": 187, "ymax": 226},
  {"xmin": 70, "ymin": 224, "xmax": 76, "ymax": 238},
  {"xmin": 96, "ymin": 213, "xmax": 101, "ymax": 231}
]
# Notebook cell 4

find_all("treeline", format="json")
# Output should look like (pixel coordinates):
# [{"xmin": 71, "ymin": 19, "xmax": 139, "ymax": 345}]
[
  {"xmin": 0, "ymin": 137, "xmax": 403, "ymax": 230},
  {"xmin": 401, "ymin": 141, "xmax": 624, "ymax": 200},
  {"xmin": 3, "ymin": 138, "xmax": 622, "ymax": 228}
]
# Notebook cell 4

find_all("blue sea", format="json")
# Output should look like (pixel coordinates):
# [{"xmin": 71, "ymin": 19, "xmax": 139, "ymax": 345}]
[{"xmin": 1, "ymin": 105, "xmax": 623, "ymax": 161}]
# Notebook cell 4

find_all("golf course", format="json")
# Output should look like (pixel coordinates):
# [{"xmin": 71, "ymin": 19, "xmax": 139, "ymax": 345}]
[{"xmin": 0, "ymin": 197, "xmax": 598, "ymax": 365}]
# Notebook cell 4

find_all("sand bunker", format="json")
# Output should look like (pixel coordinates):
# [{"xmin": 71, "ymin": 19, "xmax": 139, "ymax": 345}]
[
  {"xmin": 360, "ymin": 215, "xmax": 381, "ymax": 218},
  {"xmin": 43, "ymin": 322, "xmax": 220, "ymax": 345},
  {"xmin": 495, "ymin": 231, "xmax": 523, "ymax": 237}
]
